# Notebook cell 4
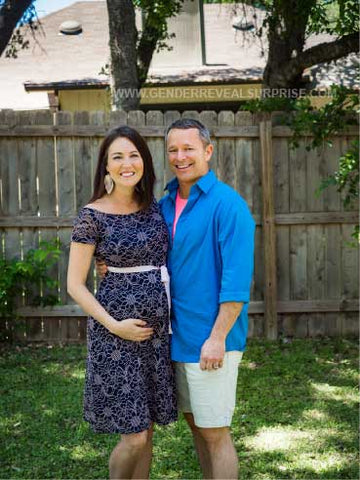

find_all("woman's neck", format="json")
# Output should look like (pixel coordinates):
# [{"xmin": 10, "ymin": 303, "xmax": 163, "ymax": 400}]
[{"xmin": 110, "ymin": 186, "xmax": 137, "ymax": 206}]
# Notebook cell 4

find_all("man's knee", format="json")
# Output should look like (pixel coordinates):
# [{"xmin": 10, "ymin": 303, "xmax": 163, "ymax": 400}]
[{"xmin": 196, "ymin": 426, "xmax": 231, "ymax": 447}]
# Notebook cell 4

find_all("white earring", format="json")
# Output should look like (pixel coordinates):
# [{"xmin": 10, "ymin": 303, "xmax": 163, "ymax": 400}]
[{"xmin": 104, "ymin": 174, "xmax": 114, "ymax": 194}]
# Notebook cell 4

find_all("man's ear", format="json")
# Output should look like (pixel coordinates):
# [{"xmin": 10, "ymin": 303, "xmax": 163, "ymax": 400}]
[{"xmin": 205, "ymin": 143, "xmax": 214, "ymax": 162}]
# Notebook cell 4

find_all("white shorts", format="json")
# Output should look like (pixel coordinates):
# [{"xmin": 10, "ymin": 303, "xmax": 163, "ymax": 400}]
[{"xmin": 175, "ymin": 351, "xmax": 243, "ymax": 428}]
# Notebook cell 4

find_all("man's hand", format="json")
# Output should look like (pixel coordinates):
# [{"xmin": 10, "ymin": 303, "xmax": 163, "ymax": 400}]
[
  {"xmin": 95, "ymin": 259, "xmax": 108, "ymax": 279},
  {"xmin": 200, "ymin": 337, "xmax": 225, "ymax": 371}
]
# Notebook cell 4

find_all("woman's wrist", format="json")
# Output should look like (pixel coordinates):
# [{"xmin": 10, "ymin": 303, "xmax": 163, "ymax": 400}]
[{"xmin": 102, "ymin": 315, "xmax": 117, "ymax": 334}]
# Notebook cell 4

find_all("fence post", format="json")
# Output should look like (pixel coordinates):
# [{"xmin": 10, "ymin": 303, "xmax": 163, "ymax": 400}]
[{"xmin": 259, "ymin": 114, "xmax": 278, "ymax": 339}]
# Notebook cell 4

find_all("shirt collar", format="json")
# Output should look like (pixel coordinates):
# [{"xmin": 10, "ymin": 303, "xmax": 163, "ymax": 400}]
[{"xmin": 165, "ymin": 170, "xmax": 217, "ymax": 197}]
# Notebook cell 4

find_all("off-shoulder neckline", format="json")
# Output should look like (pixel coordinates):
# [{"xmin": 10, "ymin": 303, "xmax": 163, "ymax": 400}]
[{"xmin": 82, "ymin": 206, "xmax": 143, "ymax": 217}]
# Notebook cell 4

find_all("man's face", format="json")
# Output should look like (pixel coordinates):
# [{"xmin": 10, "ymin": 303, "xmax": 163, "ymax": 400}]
[{"xmin": 167, "ymin": 128, "xmax": 213, "ymax": 186}]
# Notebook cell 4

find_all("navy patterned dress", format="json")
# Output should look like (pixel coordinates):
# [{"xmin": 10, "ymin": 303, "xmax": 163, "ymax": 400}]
[{"xmin": 71, "ymin": 199, "xmax": 177, "ymax": 434}]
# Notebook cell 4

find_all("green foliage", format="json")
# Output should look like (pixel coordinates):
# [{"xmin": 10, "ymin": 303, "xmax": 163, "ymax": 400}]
[
  {"xmin": 241, "ymin": 96, "xmax": 297, "ymax": 113},
  {"xmin": 287, "ymin": 87, "xmax": 359, "ymax": 242},
  {"xmin": 205, "ymin": 1, "xmax": 359, "ymax": 42},
  {"xmin": 332, "ymin": 0, "xmax": 359, "ymax": 36},
  {"xmin": 318, "ymin": 140, "xmax": 359, "ymax": 206},
  {"xmin": 0, "ymin": 239, "xmax": 61, "ymax": 318},
  {"xmin": 135, "ymin": 0, "xmax": 184, "ymax": 48},
  {"xmin": 240, "ymin": 85, "xmax": 359, "ymax": 241},
  {"xmin": 287, "ymin": 85, "xmax": 359, "ymax": 150},
  {"xmin": 318, "ymin": 139, "xmax": 359, "ymax": 243}
]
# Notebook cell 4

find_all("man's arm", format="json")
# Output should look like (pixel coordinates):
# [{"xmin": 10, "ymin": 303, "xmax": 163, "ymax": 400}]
[
  {"xmin": 200, "ymin": 301, "xmax": 243, "ymax": 370},
  {"xmin": 200, "ymin": 195, "xmax": 255, "ymax": 371}
]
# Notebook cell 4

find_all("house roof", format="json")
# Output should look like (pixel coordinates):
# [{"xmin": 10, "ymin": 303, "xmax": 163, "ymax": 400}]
[{"xmin": 0, "ymin": 1, "xmax": 357, "ymax": 109}]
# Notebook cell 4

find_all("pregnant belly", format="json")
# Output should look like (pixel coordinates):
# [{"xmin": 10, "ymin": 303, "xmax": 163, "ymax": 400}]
[{"xmin": 96, "ymin": 273, "xmax": 168, "ymax": 326}]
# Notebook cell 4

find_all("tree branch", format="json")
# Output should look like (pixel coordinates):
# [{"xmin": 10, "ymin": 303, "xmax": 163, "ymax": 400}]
[
  {"xmin": 0, "ymin": 0, "xmax": 33, "ymax": 57},
  {"xmin": 297, "ymin": 32, "xmax": 359, "ymax": 70},
  {"xmin": 137, "ymin": 23, "xmax": 158, "ymax": 85}
]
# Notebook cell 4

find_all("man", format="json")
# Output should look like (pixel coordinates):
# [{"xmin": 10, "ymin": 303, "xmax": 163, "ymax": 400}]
[
  {"xmin": 97, "ymin": 118, "xmax": 255, "ymax": 479},
  {"xmin": 160, "ymin": 119, "xmax": 255, "ymax": 479}
]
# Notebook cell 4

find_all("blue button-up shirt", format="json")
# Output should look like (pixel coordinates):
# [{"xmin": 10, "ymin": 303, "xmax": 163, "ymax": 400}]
[{"xmin": 159, "ymin": 170, "xmax": 255, "ymax": 362}]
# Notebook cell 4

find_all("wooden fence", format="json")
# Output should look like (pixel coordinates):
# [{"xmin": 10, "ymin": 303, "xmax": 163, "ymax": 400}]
[{"xmin": 0, "ymin": 109, "xmax": 358, "ymax": 343}]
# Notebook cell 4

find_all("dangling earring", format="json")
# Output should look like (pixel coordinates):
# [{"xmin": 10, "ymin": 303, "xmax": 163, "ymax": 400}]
[{"xmin": 104, "ymin": 174, "xmax": 114, "ymax": 194}]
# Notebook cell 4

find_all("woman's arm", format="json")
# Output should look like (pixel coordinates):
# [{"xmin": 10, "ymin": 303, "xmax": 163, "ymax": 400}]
[{"xmin": 67, "ymin": 242, "xmax": 153, "ymax": 341}]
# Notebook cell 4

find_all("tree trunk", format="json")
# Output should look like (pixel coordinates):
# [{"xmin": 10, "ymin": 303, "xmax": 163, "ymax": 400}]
[
  {"xmin": 263, "ymin": 0, "xmax": 359, "ymax": 94},
  {"xmin": 263, "ymin": 0, "xmax": 314, "ymax": 93},
  {"xmin": 0, "ymin": 0, "xmax": 33, "ymax": 57},
  {"xmin": 106, "ymin": 0, "xmax": 140, "ymax": 110}
]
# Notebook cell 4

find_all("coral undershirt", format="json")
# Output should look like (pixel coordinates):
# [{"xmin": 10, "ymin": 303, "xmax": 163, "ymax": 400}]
[{"xmin": 172, "ymin": 189, "xmax": 188, "ymax": 239}]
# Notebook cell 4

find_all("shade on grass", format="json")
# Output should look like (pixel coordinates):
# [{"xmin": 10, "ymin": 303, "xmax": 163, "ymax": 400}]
[{"xmin": 0, "ymin": 338, "xmax": 358, "ymax": 479}]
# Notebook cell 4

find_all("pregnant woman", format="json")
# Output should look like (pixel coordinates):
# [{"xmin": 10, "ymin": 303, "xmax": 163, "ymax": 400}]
[{"xmin": 67, "ymin": 126, "xmax": 177, "ymax": 479}]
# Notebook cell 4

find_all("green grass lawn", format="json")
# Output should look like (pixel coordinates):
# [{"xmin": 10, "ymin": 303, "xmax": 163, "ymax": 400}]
[{"xmin": 0, "ymin": 338, "xmax": 358, "ymax": 479}]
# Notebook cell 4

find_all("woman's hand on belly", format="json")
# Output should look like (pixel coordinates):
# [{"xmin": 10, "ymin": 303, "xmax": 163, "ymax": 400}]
[{"xmin": 109, "ymin": 318, "xmax": 154, "ymax": 341}]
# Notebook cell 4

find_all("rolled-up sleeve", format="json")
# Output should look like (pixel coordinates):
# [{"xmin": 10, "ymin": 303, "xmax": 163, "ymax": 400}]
[{"xmin": 218, "ymin": 197, "xmax": 255, "ymax": 304}]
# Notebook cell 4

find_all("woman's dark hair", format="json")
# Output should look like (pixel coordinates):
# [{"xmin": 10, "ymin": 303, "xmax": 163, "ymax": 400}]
[{"xmin": 89, "ymin": 125, "xmax": 155, "ymax": 210}]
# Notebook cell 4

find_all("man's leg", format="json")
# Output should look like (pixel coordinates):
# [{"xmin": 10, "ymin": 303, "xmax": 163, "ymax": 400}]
[
  {"xmin": 184, "ymin": 413, "xmax": 238, "ymax": 479},
  {"xmin": 184, "ymin": 412, "xmax": 212, "ymax": 478},
  {"xmin": 197, "ymin": 426, "xmax": 238, "ymax": 479},
  {"xmin": 182, "ymin": 352, "xmax": 243, "ymax": 479}
]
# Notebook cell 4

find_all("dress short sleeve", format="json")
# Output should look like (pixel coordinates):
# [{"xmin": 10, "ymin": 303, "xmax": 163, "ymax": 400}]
[{"xmin": 71, "ymin": 208, "xmax": 99, "ymax": 245}]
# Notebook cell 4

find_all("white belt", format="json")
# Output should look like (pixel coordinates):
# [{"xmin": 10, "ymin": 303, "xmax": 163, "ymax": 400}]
[{"xmin": 107, "ymin": 265, "xmax": 172, "ymax": 334}]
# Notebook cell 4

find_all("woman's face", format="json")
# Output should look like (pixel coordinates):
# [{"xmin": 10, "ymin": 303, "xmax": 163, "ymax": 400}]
[{"xmin": 106, "ymin": 136, "xmax": 144, "ymax": 190}]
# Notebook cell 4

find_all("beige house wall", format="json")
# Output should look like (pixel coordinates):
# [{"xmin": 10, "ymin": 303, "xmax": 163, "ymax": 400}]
[{"xmin": 59, "ymin": 89, "xmax": 111, "ymax": 112}]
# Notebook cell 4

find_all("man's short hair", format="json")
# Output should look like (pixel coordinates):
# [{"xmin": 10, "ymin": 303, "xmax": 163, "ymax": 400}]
[{"xmin": 165, "ymin": 118, "xmax": 211, "ymax": 146}]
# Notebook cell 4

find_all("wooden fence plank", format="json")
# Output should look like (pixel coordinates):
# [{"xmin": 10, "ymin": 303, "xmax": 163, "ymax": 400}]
[
  {"xmin": 73, "ymin": 111, "xmax": 92, "ymax": 211},
  {"xmin": 90, "ymin": 111, "xmax": 106, "ymax": 186},
  {"xmin": 260, "ymin": 117, "xmax": 277, "ymax": 339},
  {"xmin": 164, "ymin": 111, "xmax": 181, "ymax": 184},
  {"xmin": 200, "ymin": 111, "xmax": 218, "ymax": 174},
  {"xmin": 274, "ymin": 136, "xmax": 291, "ymax": 334},
  {"xmin": 235, "ymin": 112, "xmax": 258, "ymax": 308},
  {"xmin": 306, "ymin": 147, "xmax": 326, "ymax": 336},
  {"xmin": 87, "ymin": 111, "xmax": 106, "ymax": 301},
  {"xmin": 109, "ymin": 110, "xmax": 127, "ymax": 129},
  {"xmin": 182, "ymin": 111, "xmax": 200, "ymax": 121},
  {"xmin": 0, "ymin": 111, "xmax": 23, "ymax": 341},
  {"xmin": 35, "ymin": 110, "xmax": 59, "ymax": 340},
  {"xmin": 128, "ymin": 110, "xmax": 146, "ymax": 129},
  {"xmin": 324, "ymin": 139, "xmax": 343, "ymax": 335},
  {"xmin": 307, "ymin": 225, "xmax": 326, "ymax": 336},
  {"xmin": 17, "ymin": 111, "xmax": 39, "ymax": 342},
  {"xmin": 218, "ymin": 111, "xmax": 235, "ymax": 188},
  {"xmin": 340, "ymin": 224, "xmax": 358, "ymax": 336},
  {"xmin": 55, "ymin": 111, "xmax": 75, "ymax": 310},
  {"xmin": 252, "ymin": 114, "xmax": 264, "ymax": 303},
  {"xmin": 235, "ymin": 111, "xmax": 254, "ymax": 210},
  {"xmin": 146, "ymin": 111, "xmax": 165, "ymax": 200},
  {"xmin": 252, "ymin": 131, "xmax": 263, "ymax": 217},
  {"xmin": 289, "ymin": 139, "xmax": 308, "ymax": 337},
  {"xmin": 0, "ymin": 110, "xmax": 21, "ymax": 258}
]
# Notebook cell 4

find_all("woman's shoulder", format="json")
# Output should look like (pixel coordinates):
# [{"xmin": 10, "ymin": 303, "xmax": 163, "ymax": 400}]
[
  {"xmin": 76, "ymin": 204, "xmax": 101, "ymax": 220},
  {"xmin": 82, "ymin": 199, "xmax": 108, "ymax": 213}
]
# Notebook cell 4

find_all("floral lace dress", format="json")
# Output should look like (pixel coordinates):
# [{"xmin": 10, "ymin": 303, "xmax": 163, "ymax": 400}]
[{"xmin": 71, "ymin": 199, "xmax": 177, "ymax": 434}]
